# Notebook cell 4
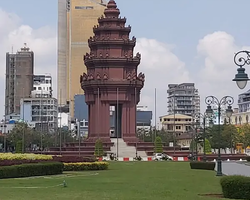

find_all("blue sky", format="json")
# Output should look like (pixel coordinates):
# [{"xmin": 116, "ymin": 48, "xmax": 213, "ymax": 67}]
[
  {"xmin": 0, "ymin": 0, "xmax": 250, "ymax": 121},
  {"xmin": 2, "ymin": 0, "xmax": 250, "ymax": 57}
]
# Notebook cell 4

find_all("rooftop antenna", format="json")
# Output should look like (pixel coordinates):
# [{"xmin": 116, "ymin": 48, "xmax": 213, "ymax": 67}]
[{"xmin": 11, "ymin": 45, "xmax": 13, "ymax": 54}]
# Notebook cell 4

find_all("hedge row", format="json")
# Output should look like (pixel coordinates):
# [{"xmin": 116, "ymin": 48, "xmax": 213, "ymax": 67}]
[
  {"xmin": 0, "ymin": 159, "xmax": 48, "ymax": 166},
  {"xmin": 52, "ymin": 156, "xmax": 97, "ymax": 163},
  {"xmin": 246, "ymin": 156, "xmax": 250, "ymax": 162},
  {"xmin": 0, "ymin": 162, "xmax": 63, "ymax": 179},
  {"xmin": 190, "ymin": 161, "xmax": 215, "ymax": 170},
  {"xmin": 220, "ymin": 175, "xmax": 250, "ymax": 199},
  {"xmin": 64, "ymin": 162, "xmax": 109, "ymax": 171}
]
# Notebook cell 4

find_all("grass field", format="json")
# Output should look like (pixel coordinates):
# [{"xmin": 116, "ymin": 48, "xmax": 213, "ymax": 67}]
[{"xmin": 0, "ymin": 162, "xmax": 223, "ymax": 200}]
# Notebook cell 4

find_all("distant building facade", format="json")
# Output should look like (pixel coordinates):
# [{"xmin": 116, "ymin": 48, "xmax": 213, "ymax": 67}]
[
  {"xmin": 32, "ymin": 75, "xmax": 52, "ymax": 98},
  {"xmin": 20, "ymin": 97, "xmax": 58, "ymax": 132},
  {"xmin": 5, "ymin": 44, "xmax": 34, "ymax": 115},
  {"xmin": 57, "ymin": 0, "xmax": 107, "ymax": 117},
  {"xmin": 160, "ymin": 114, "xmax": 193, "ymax": 134},
  {"xmin": 238, "ymin": 89, "xmax": 250, "ymax": 113},
  {"xmin": 167, "ymin": 83, "xmax": 200, "ymax": 116}
]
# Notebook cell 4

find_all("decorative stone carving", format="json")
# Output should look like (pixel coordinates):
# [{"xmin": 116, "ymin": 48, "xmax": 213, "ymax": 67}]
[
  {"xmin": 103, "ymin": 73, "xmax": 108, "ymax": 80},
  {"xmin": 106, "ymin": 52, "xmax": 109, "ymax": 58},
  {"xmin": 96, "ymin": 73, "xmax": 101, "ymax": 80},
  {"xmin": 80, "ymin": 73, "xmax": 88, "ymax": 82},
  {"xmin": 127, "ymin": 72, "xmax": 131, "ymax": 80},
  {"xmin": 132, "ymin": 36, "xmax": 136, "ymax": 42},
  {"xmin": 84, "ymin": 53, "xmax": 91, "ymax": 60},
  {"xmin": 136, "ymin": 52, "xmax": 141, "ymax": 59},
  {"xmin": 133, "ymin": 72, "xmax": 137, "ymax": 80},
  {"xmin": 100, "ymin": 52, "xmax": 103, "ymax": 58},
  {"xmin": 88, "ymin": 74, "xmax": 94, "ymax": 81},
  {"xmin": 137, "ymin": 72, "xmax": 145, "ymax": 82}
]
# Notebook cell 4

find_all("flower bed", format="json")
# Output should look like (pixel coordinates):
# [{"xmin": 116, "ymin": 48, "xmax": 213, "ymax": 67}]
[
  {"xmin": 0, "ymin": 153, "xmax": 53, "ymax": 161},
  {"xmin": 0, "ymin": 153, "xmax": 98, "ymax": 166},
  {"xmin": 63, "ymin": 162, "xmax": 109, "ymax": 171}
]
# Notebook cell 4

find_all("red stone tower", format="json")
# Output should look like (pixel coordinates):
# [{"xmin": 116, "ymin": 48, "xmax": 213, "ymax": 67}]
[{"xmin": 80, "ymin": 0, "xmax": 145, "ymax": 142}]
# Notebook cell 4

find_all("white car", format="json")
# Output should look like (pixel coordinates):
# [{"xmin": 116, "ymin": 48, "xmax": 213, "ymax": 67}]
[{"xmin": 153, "ymin": 153, "xmax": 173, "ymax": 161}]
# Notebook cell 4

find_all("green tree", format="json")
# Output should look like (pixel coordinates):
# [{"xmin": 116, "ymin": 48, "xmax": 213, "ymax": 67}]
[
  {"xmin": 94, "ymin": 139, "xmax": 104, "ymax": 157},
  {"xmin": 240, "ymin": 124, "xmax": 250, "ymax": 148},
  {"xmin": 221, "ymin": 124, "xmax": 238, "ymax": 152},
  {"xmin": 154, "ymin": 136, "xmax": 163, "ymax": 153},
  {"xmin": 207, "ymin": 124, "xmax": 226, "ymax": 150},
  {"xmin": 204, "ymin": 139, "xmax": 212, "ymax": 153},
  {"xmin": 8, "ymin": 122, "xmax": 34, "ymax": 151}
]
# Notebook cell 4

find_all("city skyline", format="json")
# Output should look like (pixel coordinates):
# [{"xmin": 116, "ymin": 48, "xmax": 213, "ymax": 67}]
[{"xmin": 0, "ymin": 0, "xmax": 250, "ymax": 123}]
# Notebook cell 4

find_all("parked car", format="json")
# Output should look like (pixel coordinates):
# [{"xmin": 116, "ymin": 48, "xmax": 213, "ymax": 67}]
[{"xmin": 153, "ymin": 153, "xmax": 173, "ymax": 161}]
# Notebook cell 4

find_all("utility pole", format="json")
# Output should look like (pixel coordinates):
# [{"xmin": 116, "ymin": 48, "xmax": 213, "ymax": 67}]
[{"xmin": 22, "ymin": 88, "xmax": 25, "ymax": 153}]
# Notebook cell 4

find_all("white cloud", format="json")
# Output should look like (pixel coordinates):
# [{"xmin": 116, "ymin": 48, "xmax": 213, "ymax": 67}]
[
  {"xmin": 0, "ymin": 8, "xmax": 56, "ymax": 117},
  {"xmin": 195, "ymin": 31, "xmax": 250, "ymax": 112},
  {"xmin": 135, "ymin": 38, "xmax": 192, "ymax": 125}
]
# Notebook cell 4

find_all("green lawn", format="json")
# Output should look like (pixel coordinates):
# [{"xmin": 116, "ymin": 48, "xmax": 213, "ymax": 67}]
[{"xmin": 0, "ymin": 162, "xmax": 223, "ymax": 200}]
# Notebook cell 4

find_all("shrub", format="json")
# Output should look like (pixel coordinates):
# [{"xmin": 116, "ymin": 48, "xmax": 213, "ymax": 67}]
[
  {"xmin": 246, "ymin": 156, "xmax": 250, "ymax": 162},
  {"xmin": 52, "ymin": 155, "xmax": 97, "ymax": 163},
  {"xmin": 15, "ymin": 141, "xmax": 23, "ymax": 153},
  {"xmin": 0, "ymin": 159, "xmax": 48, "ymax": 166},
  {"xmin": 0, "ymin": 162, "xmax": 63, "ymax": 179},
  {"xmin": 63, "ymin": 162, "xmax": 109, "ymax": 171},
  {"xmin": 154, "ymin": 136, "xmax": 163, "ymax": 153},
  {"xmin": 94, "ymin": 139, "xmax": 104, "ymax": 157},
  {"xmin": 0, "ymin": 153, "xmax": 53, "ymax": 161},
  {"xmin": 220, "ymin": 175, "xmax": 250, "ymax": 199},
  {"xmin": 190, "ymin": 161, "xmax": 215, "ymax": 170}
]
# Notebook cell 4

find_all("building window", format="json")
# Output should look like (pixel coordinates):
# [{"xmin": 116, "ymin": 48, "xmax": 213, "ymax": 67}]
[
  {"xmin": 176, "ymin": 126, "xmax": 181, "ymax": 130},
  {"xmin": 75, "ymin": 6, "xmax": 93, "ymax": 9}
]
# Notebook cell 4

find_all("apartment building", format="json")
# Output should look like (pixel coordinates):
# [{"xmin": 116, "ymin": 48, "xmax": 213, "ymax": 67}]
[
  {"xmin": 167, "ymin": 83, "xmax": 200, "ymax": 116},
  {"xmin": 5, "ymin": 44, "xmax": 34, "ymax": 115}
]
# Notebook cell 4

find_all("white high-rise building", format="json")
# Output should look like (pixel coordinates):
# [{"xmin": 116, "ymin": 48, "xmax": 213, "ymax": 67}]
[
  {"xmin": 32, "ymin": 75, "xmax": 52, "ymax": 98},
  {"xmin": 167, "ymin": 83, "xmax": 200, "ymax": 116}
]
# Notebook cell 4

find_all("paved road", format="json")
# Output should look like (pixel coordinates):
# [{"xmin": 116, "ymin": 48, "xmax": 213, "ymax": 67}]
[{"xmin": 215, "ymin": 161, "xmax": 250, "ymax": 176}]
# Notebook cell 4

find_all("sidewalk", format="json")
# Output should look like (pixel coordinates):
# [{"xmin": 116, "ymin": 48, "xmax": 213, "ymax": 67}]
[{"xmin": 215, "ymin": 161, "xmax": 250, "ymax": 177}]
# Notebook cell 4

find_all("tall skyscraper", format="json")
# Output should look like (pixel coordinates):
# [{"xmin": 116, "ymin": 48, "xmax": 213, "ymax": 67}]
[
  {"xmin": 5, "ymin": 44, "xmax": 34, "ymax": 115},
  {"xmin": 167, "ymin": 83, "xmax": 200, "ymax": 116},
  {"xmin": 57, "ymin": 0, "xmax": 107, "ymax": 116}
]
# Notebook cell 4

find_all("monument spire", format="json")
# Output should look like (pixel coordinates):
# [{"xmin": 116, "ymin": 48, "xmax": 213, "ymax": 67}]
[{"xmin": 80, "ymin": 0, "xmax": 145, "ymax": 142}]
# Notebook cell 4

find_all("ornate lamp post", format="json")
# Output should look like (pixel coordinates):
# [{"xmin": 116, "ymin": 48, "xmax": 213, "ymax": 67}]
[
  {"xmin": 194, "ymin": 113, "xmax": 213, "ymax": 162},
  {"xmin": 205, "ymin": 96, "xmax": 234, "ymax": 176},
  {"xmin": 233, "ymin": 50, "xmax": 250, "ymax": 89}
]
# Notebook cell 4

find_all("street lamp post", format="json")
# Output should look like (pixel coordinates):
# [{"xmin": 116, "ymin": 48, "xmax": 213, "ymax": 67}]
[
  {"xmin": 233, "ymin": 50, "xmax": 250, "ymax": 89},
  {"xmin": 205, "ymin": 96, "xmax": 234, "ymax": 176},
  {"xmin": 194, "ymin": 113, "xmax": 207, "ymax": 161}
]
